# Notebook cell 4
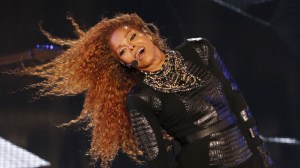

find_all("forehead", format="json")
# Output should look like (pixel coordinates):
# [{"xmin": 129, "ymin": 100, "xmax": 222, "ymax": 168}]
[{"xmin": 109, "ymin": 26, "xmax": 129, "ymax": 50}]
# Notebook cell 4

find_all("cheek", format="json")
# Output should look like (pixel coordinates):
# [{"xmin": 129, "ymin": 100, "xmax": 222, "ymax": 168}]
[
  {"xmin": 120, "ymin": 53, "xmax": 135, "ymax": 64},
  {"xmin": 119, "ymin": 57, "xmax": 129, "ymax": 64},
  {"xmin": 146, "ymin": 41, "xmax": 156, "ymax": 56}
]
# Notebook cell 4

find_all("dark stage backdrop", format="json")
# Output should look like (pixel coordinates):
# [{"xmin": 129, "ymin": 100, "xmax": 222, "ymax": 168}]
[{"xmin": 0, "ymin": 0, "xmax": 299, "ymax": 167}]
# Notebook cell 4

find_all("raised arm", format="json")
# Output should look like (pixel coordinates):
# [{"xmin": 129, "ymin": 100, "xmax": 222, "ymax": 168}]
[{"xmin": 188, "ymin": 37, "xmax": 273, "ymax": 167}]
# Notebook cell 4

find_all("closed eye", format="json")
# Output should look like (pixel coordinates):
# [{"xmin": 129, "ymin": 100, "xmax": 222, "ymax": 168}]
[
  {"xmin": 119, "ymin": 48, "xmax": 125, "ymax": 56},
  {"xmin": 130, "ymin": 33, "xmax": 136, "ymax": 41}
]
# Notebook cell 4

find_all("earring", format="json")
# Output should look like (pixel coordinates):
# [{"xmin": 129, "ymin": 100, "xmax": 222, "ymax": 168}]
[
  {"xmin": 119, "ymin": 61, "xmax": 132, "ymax": 69},
  {"xmin": 126, "ymin": 63, "xmax": 132, "ymax": 69},
  {"xmin": 119, "ymin": 61, "xmax": 126, "ymax": 66}
]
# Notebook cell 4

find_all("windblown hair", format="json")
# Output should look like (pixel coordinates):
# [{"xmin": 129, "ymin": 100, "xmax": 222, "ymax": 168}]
[{"xmin": 19, "ymin": 13, "xmax": 169, "ymax": 167}]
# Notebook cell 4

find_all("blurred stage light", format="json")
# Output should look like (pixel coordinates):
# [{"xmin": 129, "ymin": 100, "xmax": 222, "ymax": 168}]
[
  {"xmin": 261, "ymin": 136, "xmax": 300, "ymax": 145},
  {"xmin": 0, "ymin": 137, "xmax": 50, "ymax": 168},
  {"xmin": 211, "ymin": 0, "xmax": 275, "ymax": 26}
]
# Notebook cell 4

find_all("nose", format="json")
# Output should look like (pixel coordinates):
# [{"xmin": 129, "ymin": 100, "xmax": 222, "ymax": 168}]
[{"xmin": 128, "ymin": 44, "xmax": 135, "ymax": 50}]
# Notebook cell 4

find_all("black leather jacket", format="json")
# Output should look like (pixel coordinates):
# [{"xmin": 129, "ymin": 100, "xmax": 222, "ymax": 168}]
[{"xmin": 126, "ymin": 38, "xmax": 273, "ymax": 168}]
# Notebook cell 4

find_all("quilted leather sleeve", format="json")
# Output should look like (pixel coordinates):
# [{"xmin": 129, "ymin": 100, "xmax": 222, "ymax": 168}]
[{"xmin": 126, "ymin": 93, "xmax": 169, "ymax": 168}]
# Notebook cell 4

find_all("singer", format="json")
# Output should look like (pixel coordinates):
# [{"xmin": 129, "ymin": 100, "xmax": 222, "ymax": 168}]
[{"xmin": 20, "ymin": 13, "xmax": 273, "ymax": 168}]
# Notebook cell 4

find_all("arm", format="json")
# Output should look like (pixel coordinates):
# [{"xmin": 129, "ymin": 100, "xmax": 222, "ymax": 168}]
[
  {"xmin": 126, "ymin": 94, "xmax": 169, "ymax": 168},
  {"xmin": 189, "ymin": 38, "xmax": 274, "ymax": 167}
]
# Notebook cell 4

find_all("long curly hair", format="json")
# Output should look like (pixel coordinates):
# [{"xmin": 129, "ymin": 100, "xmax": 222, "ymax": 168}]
[{"xmin": 18, "ymin": 13, "xmax": 169, "ymax": 167}]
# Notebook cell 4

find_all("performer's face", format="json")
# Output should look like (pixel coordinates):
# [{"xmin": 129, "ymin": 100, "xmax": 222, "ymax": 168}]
[{"xmin": 109, "ymin": 26, "xmax": 164, "ymax": 71}]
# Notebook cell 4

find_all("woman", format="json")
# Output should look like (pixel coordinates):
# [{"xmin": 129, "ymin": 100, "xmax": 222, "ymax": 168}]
[{"xmin": 20, "ymin": 13, "xmax": 273, "ymax": 168}]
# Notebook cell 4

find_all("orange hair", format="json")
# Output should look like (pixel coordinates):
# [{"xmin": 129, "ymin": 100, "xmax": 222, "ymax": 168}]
[{"xmin": 18, "ymin": 13, "xmax": 169, "ymax": 167}]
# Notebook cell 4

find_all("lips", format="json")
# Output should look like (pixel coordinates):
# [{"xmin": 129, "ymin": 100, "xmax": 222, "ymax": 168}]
[{"xmin": 135, "ymin": 47, "xmax": 145, "ymax": 60}]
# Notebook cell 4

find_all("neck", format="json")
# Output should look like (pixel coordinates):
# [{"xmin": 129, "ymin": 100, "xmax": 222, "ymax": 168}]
[
  {"xmin": 141, "ymin": 48, "xmax": 166, "ymax": 72},
  {"xmin": 143, "ymin": 50, "xmax": 202, "ymax": 93}
]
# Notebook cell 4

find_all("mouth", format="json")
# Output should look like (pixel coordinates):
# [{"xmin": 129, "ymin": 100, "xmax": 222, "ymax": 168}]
[{"xmin": 135, "ymin": 47, "xmax": 145, "ymax": 60}]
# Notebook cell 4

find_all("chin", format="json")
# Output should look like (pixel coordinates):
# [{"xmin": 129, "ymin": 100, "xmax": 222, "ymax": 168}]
[{"xmin": 138, "ymin": 61, "xmax": 152, "ymax": 70}]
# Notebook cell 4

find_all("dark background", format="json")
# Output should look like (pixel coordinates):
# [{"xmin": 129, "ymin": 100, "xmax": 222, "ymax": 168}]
[{"xmin": 0, "ymin": 0, "xmax": 299, "ymax": 167}]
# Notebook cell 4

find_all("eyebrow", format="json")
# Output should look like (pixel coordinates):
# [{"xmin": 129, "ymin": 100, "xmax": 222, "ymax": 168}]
[{"xmin": 116, "ymin": 30, "xmax": 131, "ymax": 52}]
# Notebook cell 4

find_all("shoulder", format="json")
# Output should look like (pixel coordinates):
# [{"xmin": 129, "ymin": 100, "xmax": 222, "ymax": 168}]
[
  {"xmin": 126, "ymin": 81, "xmax": 162, "ymax": 114},
  {"xmin": 127, "ymin": 81, "xmax": 151, "ymax": 100},
  {"xmin": 176, "ymin": 37, "xmax": 215, "ymax": 65},
  {"xmin": 187, "ymin": 37, "xmax": 215, "ymax": 54},
  {"xmin": 126, "ymin": 82, "xmax": 163, "ymax": 112},
  {"xmin": 176, "ymin": 37, "xmax": 214, "ymax": 50},
  {"xmin": 176, "ymin": 37, "xmax": 215, "ymax": 58},
  {"xmin": 187, "ymin": 37, "xmax": 211, "ymax": 44}
]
